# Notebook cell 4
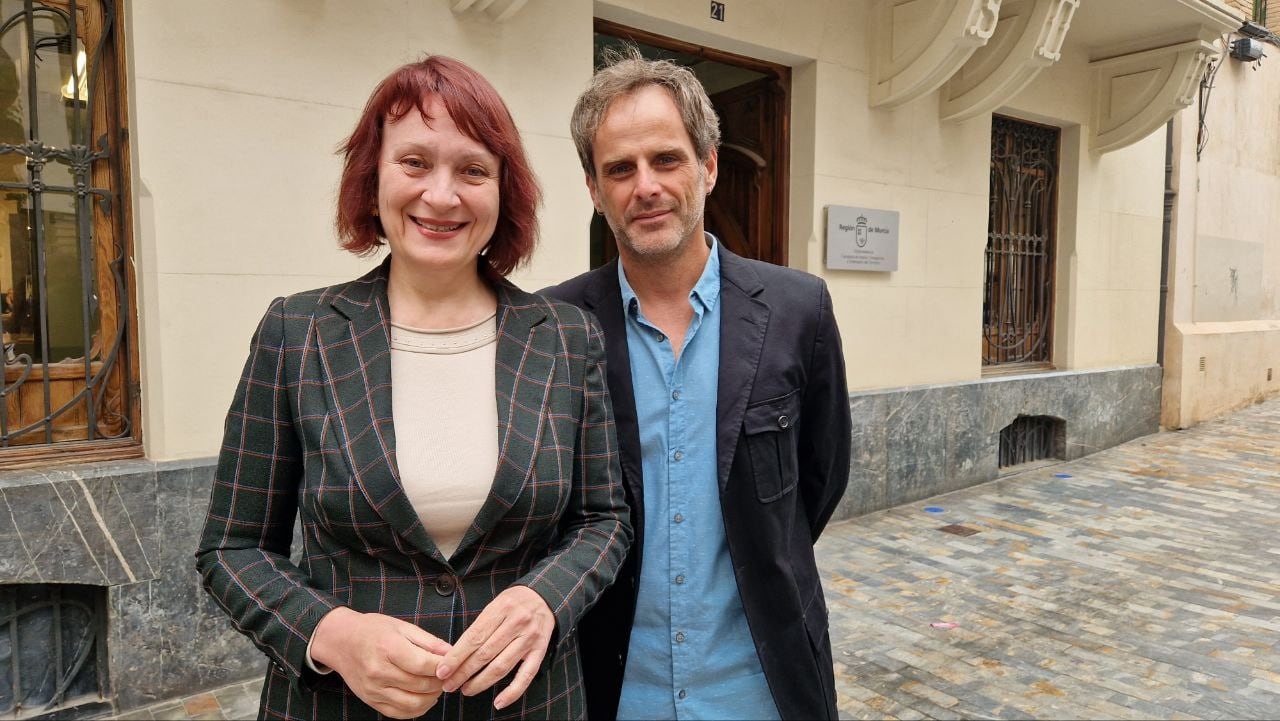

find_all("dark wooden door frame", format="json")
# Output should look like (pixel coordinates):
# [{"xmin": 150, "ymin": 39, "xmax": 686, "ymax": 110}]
[{"xmin": 591, "ymin": 18, "xmax": 791, "ymax": 267}]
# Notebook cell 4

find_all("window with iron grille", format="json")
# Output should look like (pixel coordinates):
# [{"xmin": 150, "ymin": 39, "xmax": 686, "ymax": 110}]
[
  {"xmin": 0, "ymin": 584, "xmax": 110, "ymax": 719},
  {"xmin": 0, "ymin": 0, "xmax": 136, "ymax": 463},
  {"xmin": 998, "ymin": 415, "xmax": 1064, "ymax": 469},
  {"xmin": 983, "ymin": 115, "xmax": 1059, "ymax": 369}
]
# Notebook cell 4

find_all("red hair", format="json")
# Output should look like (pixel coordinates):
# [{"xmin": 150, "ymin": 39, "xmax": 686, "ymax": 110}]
[{"xmin": 336, "ymin": 56, "xmax": 540, "ymax": 279}]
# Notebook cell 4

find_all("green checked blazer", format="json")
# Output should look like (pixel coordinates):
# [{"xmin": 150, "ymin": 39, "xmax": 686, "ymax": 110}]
[{"xmin": 196, "ymin": 258, "xmax": 631, "ymax": 720}]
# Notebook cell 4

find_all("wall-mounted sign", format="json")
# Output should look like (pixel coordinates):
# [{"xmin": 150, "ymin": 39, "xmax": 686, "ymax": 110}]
[{"xmin": 825, "ymin": 205, "xmax": 899, "ymax": 272}]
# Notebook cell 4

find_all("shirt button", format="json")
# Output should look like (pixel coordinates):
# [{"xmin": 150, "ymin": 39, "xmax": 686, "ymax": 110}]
[
  {"xmin": 673, "ymin": 450, "xmax": 684, "ymax": 461},
  {"xmin": 678, "ymin": 689, "xmax": 688, "ymax": 700},
  {"xmin": 778, "ymin": 415, "xmax": 791, "ymax": 429},
  {"xmin": 675, "ymin": 631, "xmax": 686, "ymax": 643},
  {"xmin": 675, "ymin": 575, "xmax": 685, "ymax": 585},
  {"xmin": 673, "ymin": 513, "xmax": 684, "ymax": 523},
  {"xmin": 656, "ymin": 333, "xmax": 666, "ymax": 342},
  {"xmin": 434, "ymin": 575, "xmax": 455, "ymax": 596},
  {"xmin": 672, "ymin": 390, "xmax": 681, "ymax": 401}
]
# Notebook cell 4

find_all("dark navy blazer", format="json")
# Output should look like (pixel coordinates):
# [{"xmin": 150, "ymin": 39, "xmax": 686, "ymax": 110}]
[{"xmin": 544, "ymin": 244, "xmax": 851, "ymax": 720}]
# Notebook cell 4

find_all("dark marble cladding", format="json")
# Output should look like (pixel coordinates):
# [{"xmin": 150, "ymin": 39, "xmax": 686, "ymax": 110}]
[
  {"xmin": 0, "ymin": 463, "xmax": 159, "ymax": 585},
  {"xmin": 835, "ymin": 365, "xmax": 1161, "ymax": 522},
  {"xmin": 110, "ymin": 461, "xmax": 264, "ymax": 711},
  {"xmin": 0, "ymin": 458, "xmax": 264, "ymax": 714}
]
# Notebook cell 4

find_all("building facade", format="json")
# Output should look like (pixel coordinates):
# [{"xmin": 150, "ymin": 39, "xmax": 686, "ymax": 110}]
[
  {"xmin": 0, "ymin": 0, "xmax": 1256, "ymax": 716},
  {"xmin": 1163, "ymin": 0, "xmax": 1280, "ymax": 429}
]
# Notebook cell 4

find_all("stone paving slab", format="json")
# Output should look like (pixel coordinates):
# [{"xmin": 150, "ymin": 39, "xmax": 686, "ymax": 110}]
[
  {"xmin": 112, "ymin": 396, "xmax": 1280, "ymax": 720},
  {"xmin": 112, "ymin": 679, "xmax": 261, "ymax": 720}
]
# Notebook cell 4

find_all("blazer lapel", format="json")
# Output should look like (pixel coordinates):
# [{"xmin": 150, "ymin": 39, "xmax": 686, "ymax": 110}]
[
  {"xmin": 317, "ymin": 258, "xmax": 439, "ymax": 559},
  {"xmin": 716, "ymin": 247, "xmax": 770, "ymax": 491},
  {"xmin": 452, "ymin": 283, "xmax": 554, "ymax": 558},
  {"xmin": 581, "ymin": 262, "xmax": 645, "ymax": 513}
]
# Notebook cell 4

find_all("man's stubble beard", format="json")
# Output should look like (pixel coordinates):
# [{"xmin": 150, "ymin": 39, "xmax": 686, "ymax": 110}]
[{"xmin": 607, "ymin": 175, "xmax": 708, "ymax": 266}]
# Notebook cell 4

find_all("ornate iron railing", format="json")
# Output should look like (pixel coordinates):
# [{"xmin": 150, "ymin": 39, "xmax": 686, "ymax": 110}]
[
  {"xmin": 0, "ymin": 584, "xmax": 109, "ymax": 719},
  {"xmin": 983, "ymin": 116, "xmax": 1059, "ymax": 367},
  {"xmin": 0, "ymin": 0, "xmax": 131, "ymax": 449}
]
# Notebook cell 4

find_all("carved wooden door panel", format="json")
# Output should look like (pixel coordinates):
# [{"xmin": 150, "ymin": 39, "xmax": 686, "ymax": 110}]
[{"xmin": 706, "ymin": 76, "xmax": 786, "ymax": 265}]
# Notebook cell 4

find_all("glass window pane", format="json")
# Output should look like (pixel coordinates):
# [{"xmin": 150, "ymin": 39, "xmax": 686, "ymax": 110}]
[{"xmin": 0, "ymin": 0, "xmax": 129, "ymax": 452}]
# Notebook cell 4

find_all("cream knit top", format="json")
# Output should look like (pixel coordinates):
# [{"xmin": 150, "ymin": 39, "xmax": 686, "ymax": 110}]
[{"xmin": 390, "ymin": 313, "xmax": 499, "ymax": 560}]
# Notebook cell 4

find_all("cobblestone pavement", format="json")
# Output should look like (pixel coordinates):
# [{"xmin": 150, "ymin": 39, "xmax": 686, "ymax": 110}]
[
  {"xmin": 115, "ymin": 678, "xmax": 260, "ymax": 720},
  {"xmin": 118, "ymin": 397, "xmax": 1280, "ymax": 720},
  {"xmin": 821, "ymin": 396, "xmax": 1280, "ymax": 720}
]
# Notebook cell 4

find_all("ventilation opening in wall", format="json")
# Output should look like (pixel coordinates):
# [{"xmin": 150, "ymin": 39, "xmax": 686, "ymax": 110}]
[
  {"xmin": 0, "ymin": 584, "xmax": 110, "ymax": 720},
  {"xmin": 1199, "ymin": 356, "xmax": 1206, "ymax": 372},
  {"xmin": 999, "ymin": 415, "xmax": 1065, "ymax": 470}
]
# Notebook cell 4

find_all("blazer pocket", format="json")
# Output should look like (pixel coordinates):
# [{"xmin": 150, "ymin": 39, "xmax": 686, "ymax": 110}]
[{"xmin": 743, "ymin": 389, "xmax": 801, "ymax": 503}]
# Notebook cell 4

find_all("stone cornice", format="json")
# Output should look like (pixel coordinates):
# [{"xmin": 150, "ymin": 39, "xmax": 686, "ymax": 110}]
[
  {"xmin": 451, "ymin": 0, "xmax": 529, "ymax": 23},
  {"xmin": 1090, "ymin": 38, "xmax": 1219, "ymax": 153},
  {"xmin": 940, "ymin": 0, "xmax": 1079, "ymax": 122},
  {"xmin": 869, "ymin": 0, "xmax": 1003, "ymax": 108}
]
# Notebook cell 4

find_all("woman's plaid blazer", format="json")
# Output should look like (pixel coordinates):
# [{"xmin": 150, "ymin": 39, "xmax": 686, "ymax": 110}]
[{"xmin": 196, "ymin": 259, "xmax": 632, "ymax": 720}]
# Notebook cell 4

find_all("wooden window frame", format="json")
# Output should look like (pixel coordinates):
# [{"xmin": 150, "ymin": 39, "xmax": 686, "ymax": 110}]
[
  {"xmin": 982, "ymin": 114, "xmax": 1060, "ymax": 373},
  {"xmin": 0, "ymin": 0, "xmax": 139, "ymax": 467}
]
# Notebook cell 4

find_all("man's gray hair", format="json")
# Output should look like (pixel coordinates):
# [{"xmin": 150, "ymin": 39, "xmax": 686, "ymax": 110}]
[{"xmin": 570, "ymin": 45, "xmax": 721, "ymax": 177}]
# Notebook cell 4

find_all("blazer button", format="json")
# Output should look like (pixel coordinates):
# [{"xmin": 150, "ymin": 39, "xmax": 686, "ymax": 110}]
[
  {"xmin": 435, "ymin": 575, "xmax": 456, "ymax": 596},
  {"xmin": 778, "ymin": 415, "xmax": 791, "ymax": 429}
]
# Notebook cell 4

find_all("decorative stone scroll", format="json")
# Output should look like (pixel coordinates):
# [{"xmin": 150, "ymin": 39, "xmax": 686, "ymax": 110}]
[
  {"xmin": 940, "ymin": 0, "xmax": 1078, "ymax": 122},
  {"xmin": 869, "ymin": 0, "xmax": 1003, "ymax": 108},
  {"xmin": 450, "ymin": 0, "xmax": 529, "ymax": 23},
  {"xmin": 1089, "ymin": 38, "xmax": 1218, "ymax": 153}
]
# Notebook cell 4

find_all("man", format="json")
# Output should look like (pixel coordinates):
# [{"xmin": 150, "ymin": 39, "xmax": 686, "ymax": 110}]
[{"xmin": 544, "ymin": 48, "xmax": 851, "ymax": 720}]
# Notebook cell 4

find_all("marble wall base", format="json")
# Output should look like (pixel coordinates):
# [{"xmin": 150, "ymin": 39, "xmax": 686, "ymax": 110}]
[
  {"xmin": 0, "ymin": 459, "xmax": 263, "ymax": 714},
  {"xmin": 834, "ymin": 365, "xmax": 1162, "ymax": 521}
]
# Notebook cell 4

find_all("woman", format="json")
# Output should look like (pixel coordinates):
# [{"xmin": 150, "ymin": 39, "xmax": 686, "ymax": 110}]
[{"xmin": 196, "ymin": 56, "xmax": 631, "ymax": 720}]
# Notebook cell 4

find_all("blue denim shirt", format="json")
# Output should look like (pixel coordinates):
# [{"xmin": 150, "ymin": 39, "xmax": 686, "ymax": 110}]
[{"xmin": 615, "ymin": 236, "xmax": 780, "ymax": 720}]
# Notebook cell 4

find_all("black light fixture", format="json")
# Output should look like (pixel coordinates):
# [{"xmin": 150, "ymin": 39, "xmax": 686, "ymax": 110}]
[
  {"xmin": 1239, "ymin": 20, "xmax": 1269, "ymax": 39},
  {"xmin": 1231, "ymin": 37, "xmax": 1266, "ymax": 61}
]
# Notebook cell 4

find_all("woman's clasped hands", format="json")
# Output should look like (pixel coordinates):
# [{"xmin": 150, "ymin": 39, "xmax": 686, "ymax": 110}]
[
  {"xmin": 310, "ymin": 607, "xmax": 451, "ymax": 719},
  {"xmin": 437, "ymin": 585, "xmax": 556, "ymax": 711},
  {"xmin": 309, "ymin": 585, "xmax": 554, "ymax": 717}
]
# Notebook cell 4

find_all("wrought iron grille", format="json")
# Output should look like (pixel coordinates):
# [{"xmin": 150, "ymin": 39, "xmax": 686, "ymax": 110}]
[
  {"xmin": 0, "ymin": 0, "xmax": 132, "ymax": 450},
  {"xmin": 998, "ymin": 415, "xmax": 1063, "ymax": 468},
  {"xmin": 983, "ymin": 116, "xmax": 1059, "ymax": 367},
  {"xmin": 0, "ymin": 584, "xmax": 109, "ymax": 719}
]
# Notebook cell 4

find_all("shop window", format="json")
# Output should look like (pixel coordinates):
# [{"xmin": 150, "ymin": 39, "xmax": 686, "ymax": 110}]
[
  {"xmin": 0, "ymin": 0, "xmax": 136, "ymax": 463},
  {"xmin": 982, "ymin": 115, "xmax": 1059, "ymax": 370}
]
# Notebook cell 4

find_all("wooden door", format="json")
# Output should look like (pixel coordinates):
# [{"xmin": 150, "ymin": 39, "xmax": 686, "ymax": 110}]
[
  {"xmin": 706, "ymin": 76, "xmax": 787, "ymax": 264},
  {"xmin": 589, "ymin": 76, "xmax": 788, "ymax": 267},
  {"xmin": 588, "ymin": 20, "xmax": 790, "ymax": 268}
]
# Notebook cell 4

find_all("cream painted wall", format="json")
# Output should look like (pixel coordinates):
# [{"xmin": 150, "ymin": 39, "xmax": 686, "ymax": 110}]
[
  {"xmin": 594, "ymin": 1, "xmax": 991, "ymax": 390},
  {"xmin": 601, "ymin": 0, "xmax": 1162, "ymax": 392},
  {"xmin": 1163, "ymin": 50, "xmax": 1280, "ymax": 428},
  {"xmin": 127, "ymin": 0, "xmax": 1173, "ymax": 458},
  {"xmin": 129, "ymin": 0, "xmax": 596, "ymax": 459},
  {"xmin": 1003, "ymin": 46, "xmax": 1165, "ymax": 375}
]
